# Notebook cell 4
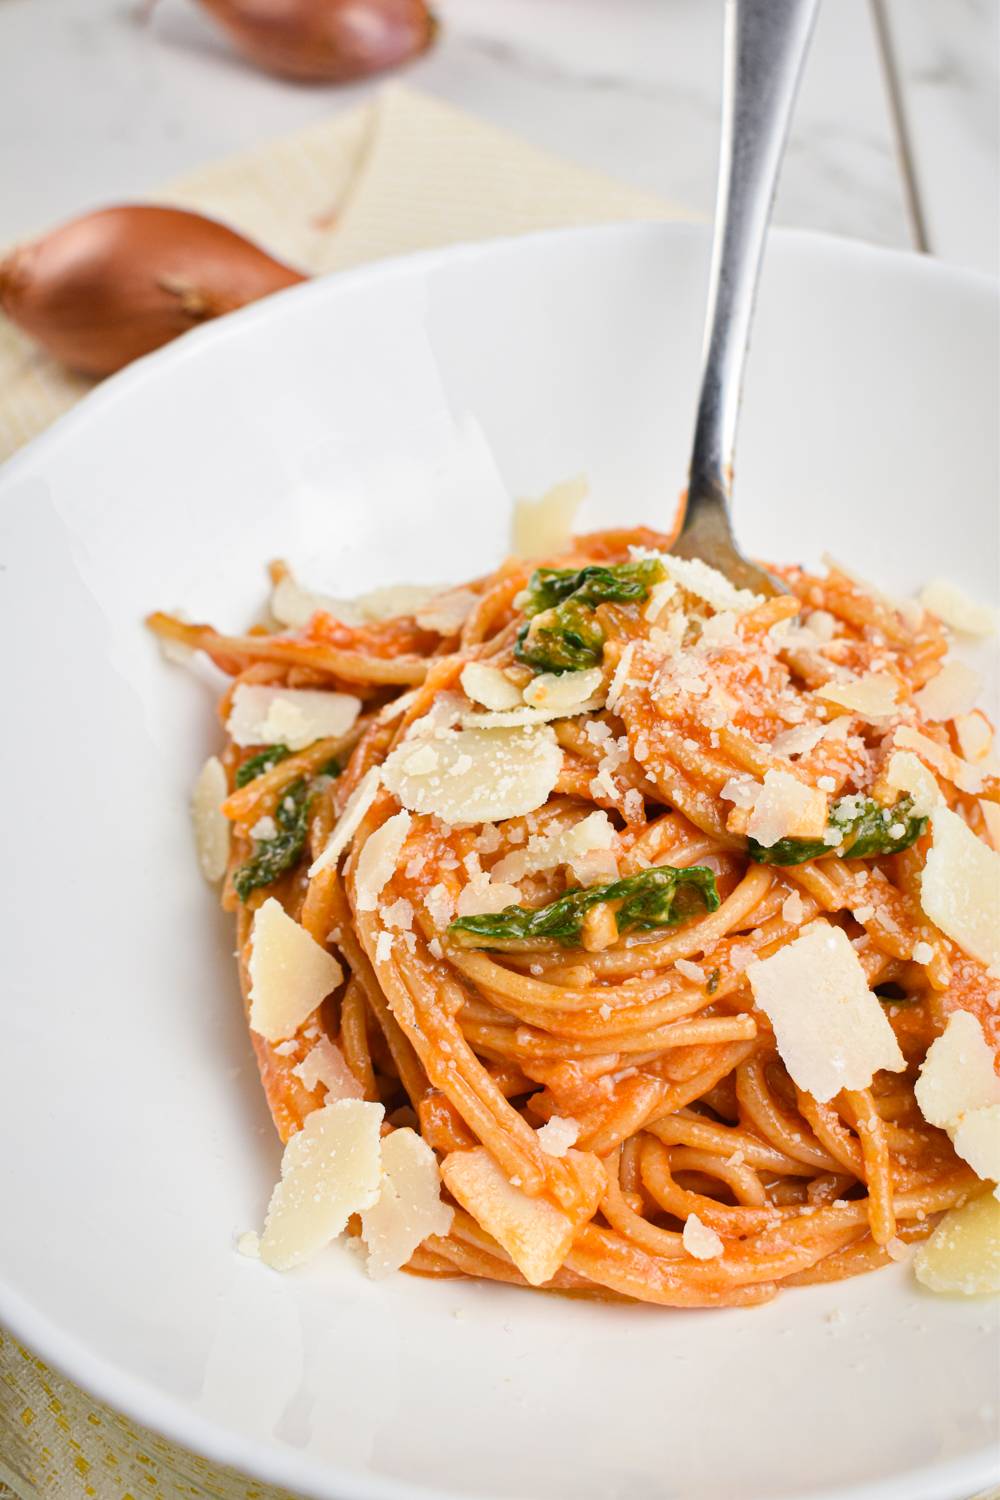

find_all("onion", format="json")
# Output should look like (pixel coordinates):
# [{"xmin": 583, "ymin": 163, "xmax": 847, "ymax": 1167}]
[
  {"xmin": 193, "ymin": 0, "xmax": 437, "ymax": 82},
  {"xmin": 0, "ymin": 205, "xmax": 306, "ymax": 376}
]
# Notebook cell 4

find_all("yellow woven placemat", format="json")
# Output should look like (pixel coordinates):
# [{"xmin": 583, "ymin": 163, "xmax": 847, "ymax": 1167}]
[{"xmin": 0, "ymin": 86, "xmax": 691, "ymax": 1499}]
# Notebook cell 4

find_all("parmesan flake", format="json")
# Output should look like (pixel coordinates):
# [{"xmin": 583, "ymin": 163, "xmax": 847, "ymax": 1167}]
[
  {"xmin": 227, "ymin": 684, "xmax": 360, "ymax": 751},
  {"xmin": 191, "ymin": 756, "xmax": 230, "ymax": 882},
  {"xmin": 361, "ymin": 1128, "xmax": 453, "ymax": 1279},
  {"xmin": 747, "ymin": 921, "xmax": 905, "ymax": 1102},
  {"xmin": 354, "ymin": 810, "xmax": 412, "ymax": 912},
  {"xmin": 248, "ymin": 898, "xmax": 343, "ymax": 1043},
  {"xmin": 920, "ymin": 807, "xmax": 1000, "ymax": 971},
  {"xmin": 308, "ymin": 768, "xmax": 382, "ymax": 877}
]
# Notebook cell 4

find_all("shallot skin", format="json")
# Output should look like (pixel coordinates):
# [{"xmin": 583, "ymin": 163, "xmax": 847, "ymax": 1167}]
[
  {"xmin": 196, "ymin": 0, "xmax": 437, "ymax": 82},
  {"xmin": 0, "ymin": 205, "xmax": 305, "ymax": 377}
]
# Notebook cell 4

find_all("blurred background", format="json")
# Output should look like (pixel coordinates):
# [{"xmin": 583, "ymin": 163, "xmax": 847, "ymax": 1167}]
[{"xmin": 1, "ymin": 0, "xmax": 996, "ymax": 270}]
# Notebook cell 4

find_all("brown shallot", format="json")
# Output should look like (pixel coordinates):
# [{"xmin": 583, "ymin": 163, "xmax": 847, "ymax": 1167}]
[
  {"xmin": 194, "ymin": 0, "xmax": 437, "ymax": 83},
  {"xmin": 0, "ymin": 205, "xmax": 306, "ymax": 376}
]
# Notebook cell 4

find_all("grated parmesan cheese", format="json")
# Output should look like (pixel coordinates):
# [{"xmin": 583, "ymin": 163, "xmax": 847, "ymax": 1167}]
[
  {"xmin": 536, "ymin": 1116, "xmax": 581, "ymax": 1158},
  {"xmin": 653, "ymin": 554, "xmax": 763, "ymax": 614},
  {"xmin": 190, "ymin": 756, "xmax": 230, "ymax": 882},
  {"xmin": 248, "ymin": 898, "xmax": 344, "ymax": 1043},
  {"xmin": 361, "ymin": 1127, "xmax": 454, "ymax": 1279},
  {"xmin": 354, "ymin": 810, "xmax": 412, "ymax": 912},
  {"xmin": 308, "ymin": 767, "xmax": 382, "ymax": 877},
  {"xmin": 460, "ymin": 662, "xmax": 523, "ymax": 712},
  {"xmin": 914, "ymin": 1192, "xmax": 1000, "ymax": 1296},
  {"xmin": 782, "ymin": 891, "xmax": 805, "ymax": 925},
  {"xmin": 236, "ymin": 1230, "xmax": 260, "ymax": 1259},
  {"xmin": 258, "ymin": 1099, "xmax": 384, "ymax": 1271},
  {"xmin": 816, "ymin": 673, "xmax": 899, "ymax": 722},
  {"xmin": 682, "ymin": 1213, "xmax": 724, "ymax": 1261},
  {"xmin": 920, "ymin": 807, "xmax": 1000, "ymax": 972},
  {"xmin": 747, "ymin": 921, "xmax": 905, "ymax": 1102},
  {"xmin": 492, "ymin": 810, "xmax": 617, "ymax": 885},
  {"xmin": 441, "ymin": 1147, "xmax": 578, "ymax": 1286},
  {"xmin": 675, "ymin": 958, "xmax": 706, "ymax": 984},
  {"xmin": 920, "ymin": 579, "xmax": 997, "ymax": 638},
  {"xmin": 292, "ymin": 1037, "xmax": 364, "ymax": 1101},
  {"xmin": 382, "ymin": 724, "xmax": 563, "ymax": 826},
  {"xmin": 455, "ymin": 873, "xmax": 522, "ymax": 917},
  {"xmin": 512, "ymin": 476, "xmax": 586, "ymax": 558},
  {"xmin": 913, "ymin": 660, "xmax": 981, "ymax": 723},
  {"xmin": 226, "ymin": 684, "xmax": 360, "ymax": 752}
]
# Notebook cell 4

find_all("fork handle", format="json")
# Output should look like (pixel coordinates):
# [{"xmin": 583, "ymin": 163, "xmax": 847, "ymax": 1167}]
[{"xmin": 687, "ymin": 0, "xmax": 820, "ymax": 515}]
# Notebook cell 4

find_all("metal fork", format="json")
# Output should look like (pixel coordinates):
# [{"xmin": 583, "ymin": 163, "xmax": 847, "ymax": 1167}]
[{"xmin": 672, "ymin": 0, "xmax": 820, "ymax": 594}]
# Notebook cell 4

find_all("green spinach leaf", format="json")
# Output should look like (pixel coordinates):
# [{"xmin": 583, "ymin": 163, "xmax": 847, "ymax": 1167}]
[
  {"xmin": 515, "ymin": 557, "xmax": 665, "ymax": 674},
  {"xmin": 748, "ymin": 794, "xmax": 926, "ymax": 867},
  {"xmin": 448, "ymin": 863, "xmax": 719, "ymax": 949},
  {"xmin": 233, "ymin": 777, "xmax": 310, "ymax": 901}
]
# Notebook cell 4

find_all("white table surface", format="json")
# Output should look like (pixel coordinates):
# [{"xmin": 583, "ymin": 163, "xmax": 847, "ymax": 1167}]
[{"xmin": 0, "ymin": 1, "xmax": 997, "ymax": 270}]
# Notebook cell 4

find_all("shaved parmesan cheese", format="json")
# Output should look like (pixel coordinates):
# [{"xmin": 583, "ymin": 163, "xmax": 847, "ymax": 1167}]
[
  {"xmin": 682, "ymin": 1213, "xmax": 724, "ymax": 1261},
  {"xmin": 441, "ymin": 1147, "xmax": 578, "ymax": 1285},
  {"xmin": 913, "ymin": 660, "xmax": 980, "ymax": 722},
  {"xmin": 606, "ymin": 641, "xmax": 636, "ymax": 712},
  {"xmin": 523, "ymin": 667, "xmax": 604, "ymax": 713},
  {"xmin": 982, "ymin": 801, "xmax": 1000, "ymax": 852},
  {"xmin": 747, "ymin": 921, "xmax": 905, "ymax": 1102},
  {"xmin": 308, "ymin": 767, "xmax": 382, "ymax": 877},
  {"xmin": 512, "ymin": 476, "xmax": 586, "ymax": 558},
  {"xmin": 914, "ymin": 1191, "xmax": 1000, "ymax": 1295},
  {"xmin": 894, "ymin": 726, "xmax": 984, "ymax": 795},
  {"xmin": 950, "ymin": 1107, "xmax": 1000, "ymax": 1192},
  {"xmin": 259, "ymin": 1099, "xmax": 384, "ymax": 1271},
  {"xmin": 376, "ymin": 688, "xmax": 419, "ymax": 726},
  {"xmin": 915, "ymin": 1011, "xmax": 1000, "ymax": 1129},
  {"xmin": 293, "ymin": 1037, "xmax": 364, "ymax": 1101},
  {"xmin": 191, "ymin": 756, "xmax": 230, "ymax": 882},
  {"xmin": 357, "ymin": 584, "xmax": 442, "ymax": 620},
  {"xmin": 455, "ymin": 874, "xmax": 522, "ymax": 917},
  {"xmin": 492, "ymin": 810, "xmax": 617, "ymax": 884},
  {"xmin": 273, "ymin": 576, "xmax": 441, "ymax": 629},
  {"xmin": 227, "ymin": 684, "xmax": 360, "ymax": 752},
  {"xmin": 271, "ymin": 574, "xmax": 350, "ymax": 629},
  {"xmin": 720, "ymin": 774, "xmax": 760, "ymax": 810},
  {"xmin": 921, "ymin": 807, "xmax": 1000, "ymax": 971},
  {"xmin": 354, "ymin": 810, "xmax": 412, "ymax": 912},
  {"xmin": 536, "ymin": 1116, "xmax": 580, "ymax": 1158},
  {"xmin": 382, "ymin": 724, "xmax": 562, "ymax": 826},
  {"xmin": 920, "ymin": 579, "xmax": 997, "ymax": 637},
  {"xmin": 236, "ymin": 1230, "xmax": 260, "ymax": 1259},
  {"xmin": 460, "ymin": 662, "xmax": 523, "ymax": 711},
  {"xmin": 885, "ymin": 750, "xmax": 943, "ymax": 817},
  {"xmin": 644, "ymin": 579, "xmax": 677, "ymax": 623},
  {"xmin": 248, "ymin": 898, "xmax": 344, "ymax": 1042},
  {"xmin": 415, "ymin": 587, "xmax": 479, "ymax": 636},
  {"xmin": 746, "ymin": 769, "xmax": 828, "ymax": 847},
  {"xmin": 817, "ymin": 673, "xmax": 899, "ymax": 721},
  {"xmin": 654, "ymin": 554, "xmax": 763, "ymax": 614},
  {"xmin": 954, "ymin": 712, "xmax": 994, "ymax": 765},
  {"xmin": 361, "ymin": 1128, "xmax": 453, "ymax": 1279}
]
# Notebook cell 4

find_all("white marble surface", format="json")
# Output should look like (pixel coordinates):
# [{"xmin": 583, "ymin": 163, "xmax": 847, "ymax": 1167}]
[{"xmin": 0, "ymin": 0, "xmax": 996, "ymax": 271}]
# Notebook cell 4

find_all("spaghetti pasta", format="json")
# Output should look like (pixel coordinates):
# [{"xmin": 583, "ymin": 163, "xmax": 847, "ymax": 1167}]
[{"xmin": 149, "ymin": 525, "xmax": 1000, "ymax": 1304}]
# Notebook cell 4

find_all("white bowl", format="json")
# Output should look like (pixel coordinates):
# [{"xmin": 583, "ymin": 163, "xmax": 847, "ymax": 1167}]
[{"xmin": 0, "ymin": 224, "xmax": 997, "ymax": 1500}]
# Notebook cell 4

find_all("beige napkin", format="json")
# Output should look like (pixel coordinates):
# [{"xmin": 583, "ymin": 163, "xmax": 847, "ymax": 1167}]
[
  {"xmin": 0, "ymin": 85, "xmax": 691, "ymax": 464},
  {"xmin": 0, "ymin": 85, "xmax": 691, "ymax": 1499}
]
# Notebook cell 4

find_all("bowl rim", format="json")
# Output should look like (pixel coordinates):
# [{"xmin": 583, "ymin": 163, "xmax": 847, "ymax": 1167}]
[{"xmin": 0, "ymin": 219, "xmax": 997, "ymax": 1500}]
